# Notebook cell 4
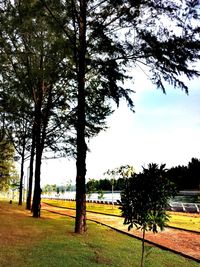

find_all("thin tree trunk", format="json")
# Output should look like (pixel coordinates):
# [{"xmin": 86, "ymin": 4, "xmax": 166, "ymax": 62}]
[
  {"xmin": 26, "ymin": 125, "xmax": 35, "ymax": 210},
  {"xmin": 141, "ymin": 228, "xmax": 145, "ymax": 267},
  {"xmin": 18, "ymin": 136, "xmax": 26, "ymax": 205},
  {"xmin": 75, "ymin": 0, "xmax": 87, "ymax": 234},
  {"xmin": 18, "ymin": 156, "xmax": 24, "ymax": 205}
]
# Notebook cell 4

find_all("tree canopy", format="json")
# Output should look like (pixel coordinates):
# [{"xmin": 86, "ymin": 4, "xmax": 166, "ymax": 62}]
[{"xmin": 120, "ymin": 163, "xmax": 177, "ymax": 267}]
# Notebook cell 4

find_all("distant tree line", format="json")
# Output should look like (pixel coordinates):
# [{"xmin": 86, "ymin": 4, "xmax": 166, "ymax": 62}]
[
  {"xmin": 41, "ymin": 158, "xmax": 200, "ymax": 196},
  {"xmin": 86, "ymin": 158, "xmax": 200, "ymax": 193},
  {"xmin": 167, "ymin": 158, "xmax": 200, "ymax": 190},
  {"xmin": 42, "ymin": 182, "xmax": 76, "ymax": 195},
  {"xmin": 86, "ymin": 178, "xmax": 127, "ymax": 192}
]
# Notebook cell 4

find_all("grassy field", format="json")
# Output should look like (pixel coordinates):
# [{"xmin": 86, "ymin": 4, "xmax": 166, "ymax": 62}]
[
  {"xmin": 43, "ymin": 199, "xmax": 200, "ymax": 232},
  {"xmin": 0, "ymin": 200, "xmax": 199, "ymax": 267}
]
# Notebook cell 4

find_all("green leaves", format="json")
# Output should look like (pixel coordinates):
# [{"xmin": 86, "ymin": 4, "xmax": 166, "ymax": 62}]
[
  {"xmin": 120, "ymin": 163, "xmax": 177, "ymax": 266},
  {"xmin": 120, "ymin": 163, "xmax": 177, "ymax": 233},
  {"xmin": 0, "ymin": 134, "xmax": 18, "ymax": 191}
]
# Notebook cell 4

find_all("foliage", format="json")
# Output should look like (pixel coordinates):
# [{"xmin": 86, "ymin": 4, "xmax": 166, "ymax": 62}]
[
  {"xmin": 65, "ymin": 179, "xmax": 73, "ymax": 191},
  {"xmin": 86, "ymin": 177, "xmax": 130, "ymax": 191},
  {"xmin": 0, "ymin": 0, "xmax": 76, "ymax": 213},
  {"xmin": 187, "ymin": 158, "xmax": 200, "ymax": 189},
  {"xmin": 86, "ymin": 165, "xmax": 136, "ymax": 192},
  {"xmin": 167, "ymin": 158, "xmax": 200, "ymax": 190},
  {"xmin": 120, "ymin": 163, "xmax": 177, "ymax": 231},
  {"xmin": 120, "ymin": 163, "xmax": 177, "ymax": 267},
  {"xmin": 86, "ymin": 156, "xmax": 200, "ymax": 192},
  {"xmin": 42, "ymin": 184, "xmax": 57, "ymax": 195},
  {"xmin": 42, "ymin": 183, "xmax": 76, "ymax": 195},
  {"xmin": 0, "ymin": 133, "xmax": 18, "ymax": 191},
  {"xmin": 1, "ymin": 0, "xmax": 200, "ymax": 231},
  {"xmin": 86, "ymin": 178, "xmax": 96, "ymax": 199},
  {"xmin": 97, "ymin": 189, "xmax": 104, "ymax": 200},
  {"xmin": 105, "ymin": 165, "xmax": 135, "ymax": 180}
]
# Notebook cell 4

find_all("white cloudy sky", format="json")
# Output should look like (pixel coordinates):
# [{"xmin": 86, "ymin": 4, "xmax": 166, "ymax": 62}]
[{"xmin": 40, "ymin": 72, "xmax": 200, "ymax": 186}]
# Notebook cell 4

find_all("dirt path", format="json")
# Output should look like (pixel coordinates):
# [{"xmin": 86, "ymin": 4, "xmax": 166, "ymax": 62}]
[{"xmin": 42, "ymin": 203, "xmax": 200, "ymax": 262}]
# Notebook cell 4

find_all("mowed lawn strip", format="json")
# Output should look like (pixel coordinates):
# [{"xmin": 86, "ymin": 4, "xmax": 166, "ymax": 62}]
[
  {"xmin": 1, "ymin": 200, "xmax": 199, "ymax": 267},
  {"xmin": 43, "ymin": 199, "xmax": 200, "ymax": 232}
]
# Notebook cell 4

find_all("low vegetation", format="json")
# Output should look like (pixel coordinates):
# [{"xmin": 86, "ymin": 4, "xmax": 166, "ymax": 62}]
[
  {"xmin": 43, "ymin": 199, "xmax": 200, "ymax": 232},
  {"xmin": 0, "ymin": 201, "xmax": 199, "ymax": 267},
  {"xmin": 167, "ymin": 212, "xmax": 200, "ymax": 232}
]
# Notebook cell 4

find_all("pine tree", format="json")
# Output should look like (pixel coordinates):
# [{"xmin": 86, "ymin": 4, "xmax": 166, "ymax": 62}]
[{"xmin": 49, "ymin": 0, "xmax": 199, "ymax": 233}]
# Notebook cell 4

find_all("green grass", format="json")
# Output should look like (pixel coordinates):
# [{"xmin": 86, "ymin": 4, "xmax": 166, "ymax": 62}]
[
  {"xmin": 43, "ymin": 199, "xmax": 200, "ymax": 232},
  {"xmin": 167, "ymin": 212, "xmax": 200, "ymax": 232},
  {"xmin": 0, "ymin": 200, "xmax": 199, "ymax": 267},
  {"xmin": 43, "ymin": 199, "xmax": 121, "ymax": 215}
]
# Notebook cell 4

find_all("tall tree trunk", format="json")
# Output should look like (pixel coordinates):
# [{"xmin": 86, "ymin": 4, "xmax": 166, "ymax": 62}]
[
  {"xmin": 75, "ymin": 0, "xmax": 87, "ymax": 234},
  {"xmin": 18, "ymin": 136, "xmax": 26, "ymax": 205},
  {"xmin": 32, "ymin": 78, "xmax": 51, "ymax": 217},
  {"xmin": 32, "ymin": 109, "xmax": 42, "ymax": 217},
  {"xmin": 26, "ymin": 125, "xmax": 35, "ymax": 210},
  {"xmin": 32, "ymin": 79, "xmax": 43, "ymax": 217},
  {"xmin": 32, "ymin": 142, "xmax": 42, "ymax": 217}
]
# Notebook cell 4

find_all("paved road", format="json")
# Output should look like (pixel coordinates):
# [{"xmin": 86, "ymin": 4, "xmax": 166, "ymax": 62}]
[{"xmin": 42, "ymin": 203, "xmax": 200, "ymax": 262}]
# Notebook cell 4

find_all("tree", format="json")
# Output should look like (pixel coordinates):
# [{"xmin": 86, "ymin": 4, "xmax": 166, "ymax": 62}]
[
  {"xmin": 0, "ymin": 51, "xmax": 33, "ymax": 205},
  {"xmin": 9, "ymin": 118, "xmax": 31, "ymax": 206},
  {"xmin": 98, "ymin": 179, "xmax": 112, "ymax": 191},
  {"xmin": 42, "ymin": 184, "xmax": 55, "ymax": 195},
  {"xmin": 120, "ymin": 163, "xmax": 177, "ymax": 267},
  {"xmin": 167, "ymin": 165, "xmax": 188, "ymax": 190},
  {"xmin": 0, "ymin": 0, "xmax": 73, "ymax": 216},
  {"xmin": 66, "ymin": 179, "xmax": 73, "ymax": 191},
  {"xmin": 166, "ymin": 158, "xmax": 200, "ymax": 190},
  {"xmin": 0, "ymin": 132, "xmax": 18, "ymax": 191},
  {"xmin": 2, "ymin": 0, "xmax": 200, "ymax": 233},
  {"xmin": 86, "ymin": 178, "xmax": 96, "ymax": 200},
  {"xmin": 104, "ymin": 168, "xmax": 118, "ymax": 207},
  {"xmin": 62, "ymin": 0, "xmax": 199, "ymax": 233},
  {"xmin": 42, "ymin": 0, "xmax": 135, "ymax": 233},
  {"xmin": 97, "ymin": 189, "xmax": 104, "ymax": 200},
  {"xmin": 188, "ymin": 158, "xmax": 200, "ymax": 190},
  {"xmin": 104, "ymin": 165, "xmax": 135, "ymax": 207},
  {"xmin": 105, "ymin": 165, "xmax": 136, "ymax": 179}
]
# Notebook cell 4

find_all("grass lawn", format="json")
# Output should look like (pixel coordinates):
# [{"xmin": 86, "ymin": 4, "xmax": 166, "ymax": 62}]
[
  {"xmin": 167, "ymin": 212, "xmax": 200, "ymax": 232},
  {"xmin": 0, "ymin": 200, "xmax": 199, "ymax": 267},
  {"xmin": 43, "ymin": 199, "xmax": 200, "ymax": 232},
  {"xmin": 43, "ymin": 199, "xmax": 121, "ymax": 215}
]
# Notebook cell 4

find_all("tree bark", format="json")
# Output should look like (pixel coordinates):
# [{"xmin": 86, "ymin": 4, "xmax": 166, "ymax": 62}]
[
  {"xmin": 18, "ymin": 136, "xmax": 26, "ymax": 205},
  {"xmin": 26, "ymin": 125, "xmax": 35, "ymax": 210},
  {"xmin": 32, "ymin": 79, "xmax": 43, "ymax": 217},
  {"xmin": 32, "ymin": 142, "xmax": 42, "ymax": 217},
  {"xmin": 75, "ymin": 0, "xmax": 87, "ymax": 234},
  {"xmin": 32, "ymin": 79, "xmax": 52, "ymax": 217}
]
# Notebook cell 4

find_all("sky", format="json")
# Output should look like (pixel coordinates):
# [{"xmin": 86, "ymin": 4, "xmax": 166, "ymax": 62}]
[{"xmin": 40, "ymin": 72, "xmax": 200, "ymax": 186}]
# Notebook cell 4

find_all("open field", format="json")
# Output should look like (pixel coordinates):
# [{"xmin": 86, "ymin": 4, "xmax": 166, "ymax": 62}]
[
  {"xmin": 43, "ymin": 199, "xmax": 200, "ymax": 232},
  {"xmin": 0, "ymin": 200, "xmax": 199, "ymax": 267}
]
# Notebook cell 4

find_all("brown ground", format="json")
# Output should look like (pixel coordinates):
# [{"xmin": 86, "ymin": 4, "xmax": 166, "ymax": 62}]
[{"xmin": 42, "ymin": 203, "xmax": 200, "ymax": 262}]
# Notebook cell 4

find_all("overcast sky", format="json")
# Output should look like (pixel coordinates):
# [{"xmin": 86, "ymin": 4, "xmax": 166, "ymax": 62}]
[{"xmin": 40, "ymin": 72, "xmax": 200, "ymax": 186}]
